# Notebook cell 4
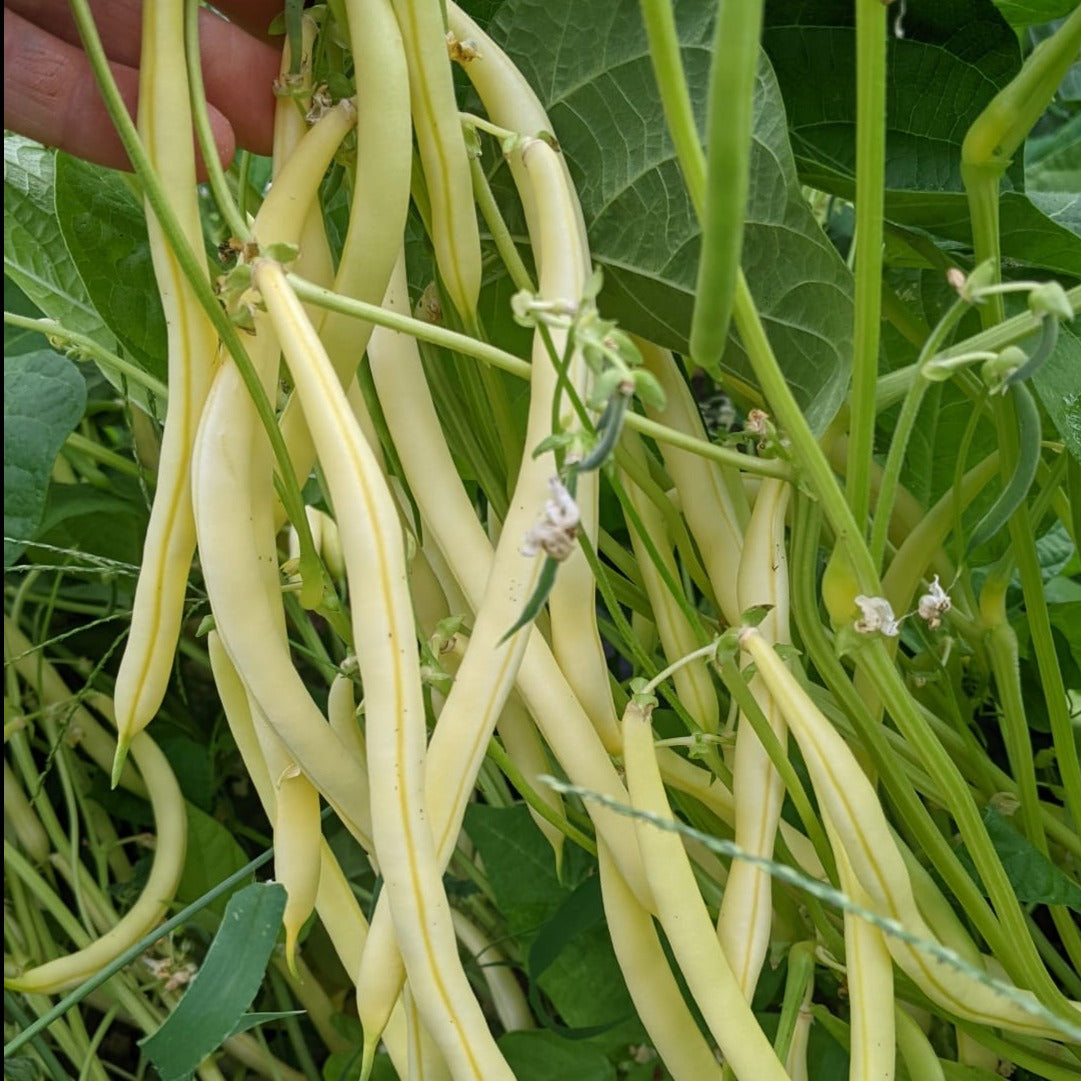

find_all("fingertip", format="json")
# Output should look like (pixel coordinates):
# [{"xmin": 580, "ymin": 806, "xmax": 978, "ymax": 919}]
[{"xmin": 202, "ymin": 108, "xmax": 238, "ymax": 175}]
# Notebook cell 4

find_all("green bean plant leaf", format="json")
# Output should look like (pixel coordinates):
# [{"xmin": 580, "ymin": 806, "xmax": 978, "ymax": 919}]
[
  {"xmin": 486, "ymin": 0, "xmax": 853, "ymax": 433},
  {"xmin": 138, "ymin": 882, "xmax": 286, "ymax": 1081},
  {"xmin": 763, "ymin": 0, "xmax": 1081, "ymax": 278},
  {"xmin": 991, "ymin": 0, "xmax": 1081, "ymax": 34},
  {"xmin": 3, "ymin": 350, "xmax": 87, "ymax": 569},
  {"xmin": 3, "ymin": 137, "xmax": 117, "ymax": 350},
  {"xmin": 53, "ymin": 154, "xmax": 168, "ymax": 385},
  {"xmin": 956, "ymin": 808, "xmax": 1081, "ymax": 911},
  {"xmin": 497, "ymin": 1030, "xmax": 616, "ymax": 1081}
]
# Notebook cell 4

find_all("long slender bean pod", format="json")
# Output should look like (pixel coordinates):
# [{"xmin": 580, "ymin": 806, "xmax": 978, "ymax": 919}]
[
  {"xmin": 207, "ymin": 632, "xmax": 412, "ymax": 1075},
  {"xmin": 450, "ymin": 910, "xmax": 533, "ymax": 1033},
  {"xmin": 717, "ymin": 477, "xmax": 791, "ymax": 997},
  {"xmin": 255, "ymin": 260, "xmax": 515, "ymax": 1081},
  {"xmin": 831, "ymin": 827, "xmax": 896, "ymax": 1081},
  {"xmin": 270, "ymin": 15, "xmax": 337, "ymax": 326},
  {"xmin": 739, "ymin": 627, "xmax": 1081, "ymax": 1038},
  {"xmin": 619, "ymin": 429, "xmax": 718, "ymax": 732},
  {"xmin": 966, "ymin": 382, "xmax": 1042, "ymax": 552},
  {"xmin": 5, "ymin": 728, "xmax": 185, "ymax": 994},
  {"xmin": 621, "ymin": 694, "xmax": 791, "ymax": 1080},
  {"xmin": 111, "ymin": 0, "xmax": 219, "ymax": 771},
  {"xmin": 193, "ymin": 102, "xmax": 374, "ymax": 848},
  {"xmin": 636, "ymin": 340, "xmax": 747, "ymax": 624},
  {"xmin": 688, "ymin": 0, "xmax": 764, "ymax": 374},
  {"xmin": 596, "ymin": 840, "xmax": 726, "ymax": 1081},
  {"xmin": 444, "ymin": 11, "xmax": 615, "ymax": 747},
  {"xmin": 391, "ymin": 0, "xmax": 481, "ymax": 323},
  {"xmin": 276, "ymin": 0, "xmax": 413, "ymax": 506}
]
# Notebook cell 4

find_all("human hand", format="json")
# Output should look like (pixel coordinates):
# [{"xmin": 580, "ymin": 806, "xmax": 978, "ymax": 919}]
[{"xmin": 4, "ymin": 0, "xmax": 283, "ymax": 171}]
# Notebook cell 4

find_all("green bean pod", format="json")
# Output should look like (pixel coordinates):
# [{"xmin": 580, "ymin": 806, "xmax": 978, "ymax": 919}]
[
  {"xmin": 966, "ymin": 382, "xmax": 1042, "ymax": 553},
  {"xmin": 688, "ymin": 0, "xmax": 764, "ymax": 374}
]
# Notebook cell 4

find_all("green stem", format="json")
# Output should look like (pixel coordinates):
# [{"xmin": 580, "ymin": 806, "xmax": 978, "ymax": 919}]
[
  {"xmin": 961, "ymin": 7, "xmax": 1081, "ymax": 328},
  {"xmin": 869, "ymin": 298, "xmax": 970, "ymax": 571},
  {"xmin": 846, "ymin": 0, "xmax": 888, "ymax": 530},
  {"xmin": 3, "ymin": 313, "xmax": 169, "ymax": 401},
  {"xmin": 873, "ymin": 283, "xmax": 1081, "ymax": 411},
  {"xmin": 856, "ymin": 640, "xmax": 1073, "ymax": 1017},
  {"xmin": 485, "ymin": 738, "xmax": 596, "ymax": 855},
  {"xmin": 638, "ymin": 0, "xmax": 706, "ymax": 216},
  {"xmin": 469, "ymin": 155, "xmax": 535, "ymax": 292},
  {"xmin": 734, "ymin": 276, "xmax": 880, "ymax": 593},
  {"xmin": 183, "ymin": 0, "xmax": 249, "ymax": 241}
]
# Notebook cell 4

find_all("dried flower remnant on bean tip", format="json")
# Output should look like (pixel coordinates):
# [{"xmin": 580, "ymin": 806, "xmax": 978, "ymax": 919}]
[
  {"xmin": 521, "ymin": 476, "xmax": 580, "ymax": 561},
  {"xmin": 446, "ymin": 31, "xmax": 481, "ymax": 63},
  {"xmin": 854, "ymin": 595, "xmax": 902, "ymax": 637},
  {"xmin": 916, "ymin": 576, "xmax": 951, "ymax": 630}
]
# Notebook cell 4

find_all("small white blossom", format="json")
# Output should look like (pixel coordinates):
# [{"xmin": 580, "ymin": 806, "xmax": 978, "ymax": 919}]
[
  {"xmin": 854, "ymin": 595, "xmax": 902, "ymax": 637},
  {"xmin": 916, "ymin": 575, "xmax": 952, "ymax": 630},
  {"xmin": 521, "ymin": 477, "xmax": 580, "ymax": 561}
]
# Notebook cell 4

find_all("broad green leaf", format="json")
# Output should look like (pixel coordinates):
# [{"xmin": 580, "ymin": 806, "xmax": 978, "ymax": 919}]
[
  {"xmin": 497, "ymin": 1030, "xmax": 616, "ymax": 1081},
  {"xmin": 1026, "ymin": 113, "xmax": 1081, "ymax": 196},
  {"xmin": 488, "ymin": 0, "xmax": 853, "ymax": 433},
  {"xmin": 54, "ymin": 154, "xmax": 168, "ymax": 384},
  {"xmin": 762, "ymin": 1, "xmax": 1081, "ymax": 276},
  {"xmin": 4, "ymin": 350, "xmax": 87, "ymax": 568},
  {"xmin": 527, "ymin": 877, "xmax": 642, "ymax": 1047},
  {"xmin": 175, "ymin": 803, "xmax": 253, "ymax": 922},
  {"xmin": 992, "ymin": 0, "xmax": 1081, "ymax": 34},
  {"xmin": 36, "ymin": 482, "xmax": 146, "ymax": 572},
  {"xmin": 140, "ymin": 882, "xmax": 286, "ymax": 1081},
  {"xmin": 464, "ymin": 803, "xmax": 587, "ymax": 945},
  {"xmin": 3, "ymin": 136, "xmax": 116, "ymax": 350},
  {"xmin": 1032, "ymin": 320, "xmax": 1081, "ymax": 463},
  {"xmin": 957, "ymin": 807, "xmax": 1081, "ymax": 910}
]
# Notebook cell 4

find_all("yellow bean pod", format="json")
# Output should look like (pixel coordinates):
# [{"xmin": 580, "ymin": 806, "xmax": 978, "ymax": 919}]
[
  {"xmin": 112, "ymin": 0, "xmax": 219, "ymax": 767},
  {"xmin": 739, "ymin": 627, "xmax": 1081, "ymax": 1038},
  {"xmin": 255, "ymin": 259, "xmax": 515, "ymax": 1081},
  {"xmin": 597, "ymin": 841, "xmax": 726, "ymax": 1081},
  {"xmin": 717, "ymin": 477, "xmax": 791, "ymax": 997},
  {"xmin": 621, "ymin": 695, "xmax": 791, "ymax": 1081},
  {"xmin": 390, "ymin": 0, "xmax": 481, "ymax": 322}
]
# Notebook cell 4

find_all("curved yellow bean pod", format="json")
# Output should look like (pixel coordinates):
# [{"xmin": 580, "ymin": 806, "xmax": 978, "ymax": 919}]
[
  {"xmin": 597, "ymin": 840, "xmax": 725, "ymax": 1081},
  {"xmin": 621, "ymin": 696, "xmax": 791, "ymax": 1081},
  {"xmin": 207, "ymin": 631, "xmax": 412, "ymax": 1076},
  {"xmin": 739, "ymin": 627, "xmax": 1081, "ymax": 1039},
  {"xmin": 112, "ymin": 0, "xmax": 219, "ymax": 768},
  {"xmin": 717, "ymin": 477, "xmax": 791, "ymax": 997},
  {"xmin": 6, "ymin": 728, "xmax": 186, "ymax": 994},
  {"xmin": 276, "ymin": 0, "xmax": 413, "ymax": 504},
  {"xmin": 255, "ymin": 259, "xmax": 514, "ymax": 1081}
]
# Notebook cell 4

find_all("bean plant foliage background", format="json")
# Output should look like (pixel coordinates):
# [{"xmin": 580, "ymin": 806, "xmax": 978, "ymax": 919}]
[{"xmin": 3, "ymin": 0, "xmax": 1081, "ymax": 1079}]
